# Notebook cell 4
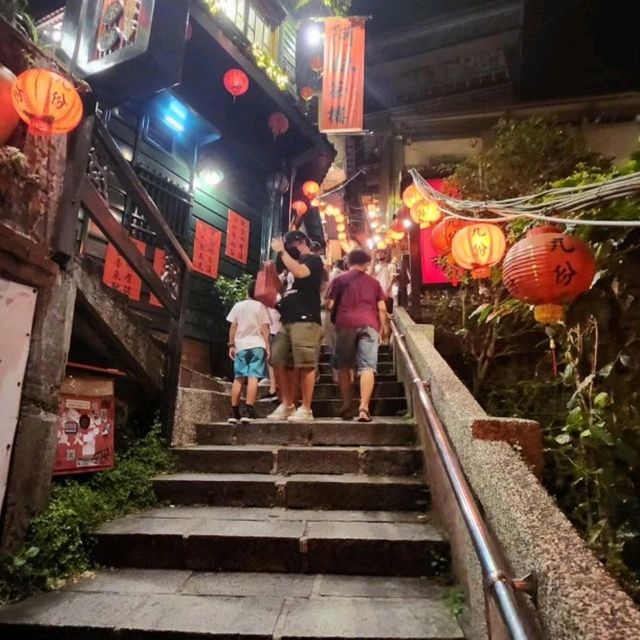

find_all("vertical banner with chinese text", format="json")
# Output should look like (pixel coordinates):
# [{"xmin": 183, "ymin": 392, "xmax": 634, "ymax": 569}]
[
  {"xmin": 193, "ymin": 219, "xmax": 222, "ymax": 278},
  {"xmin": 319, "ymin": 18, "xmax": 365, "ymax": 133},
  {"xmin": 225, "ymin": 210, "xmax": 250, "ymax": 264},
  {"xmin": 102, "ymin": 239, "xmax": 146, "ymax": 301}
]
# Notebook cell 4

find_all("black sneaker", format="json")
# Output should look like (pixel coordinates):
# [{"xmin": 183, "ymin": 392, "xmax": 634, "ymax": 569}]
[
  {"xmin": 241, "ymin": 405, "xmax": 257, "ymax": 423},
  {"xmin": 228, "ymin": 407, "xmax": 241, "ymax": 424}
]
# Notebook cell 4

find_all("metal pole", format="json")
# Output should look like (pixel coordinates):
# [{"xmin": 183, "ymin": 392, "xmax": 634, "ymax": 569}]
[{"xmin": 391, "ymin": 322, "xmax": 533, "ymax": 640}]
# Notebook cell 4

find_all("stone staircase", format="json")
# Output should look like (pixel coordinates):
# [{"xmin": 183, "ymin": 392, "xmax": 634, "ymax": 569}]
[{"xmin": 0, "ymin": 347, "xmax": 464, "ymax": 639}]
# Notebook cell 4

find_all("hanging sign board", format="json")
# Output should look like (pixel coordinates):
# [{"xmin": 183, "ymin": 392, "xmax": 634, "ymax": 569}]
[
  {"xmin": 319, "ymin": 17, "xmax": 366, "ymax": 133},
  {"xmin": 193, "ymin": 219, "xmax": 222, "ymax": 278},
  {"xmin": 225, "ymin": 210, "xmax": 250, "ymax": 265},
  {"xmin": 102, "ymin": 239, "xmax": 146, "ymax": 301}
]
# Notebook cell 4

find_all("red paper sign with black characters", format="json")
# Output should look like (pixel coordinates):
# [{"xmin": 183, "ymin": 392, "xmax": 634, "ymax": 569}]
[
  {"xmin": 193, "ymin": 219, "xmax": 222, "ymax": 278},
  {"xmin": 225, "ymin": 210, "xmax": 250, "ymax": 265},
  {"xmin": 149, "ymin": 247, "xmax": 166, "ymax": 307},
  {"xmin": 102, "ymin": 239, "xmax": 146, "ymax": 300}
]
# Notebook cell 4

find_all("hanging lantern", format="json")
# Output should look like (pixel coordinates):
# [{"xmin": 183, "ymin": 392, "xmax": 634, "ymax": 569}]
[
  {"xmin": 310, "ymin": 55, "xmax": 323, "ymax": 74},
  {"xmin": 336, "ymin": 222, "xmax": 346, "ymax": 233},
  {"xmin": 389, "ymin": 218, "xmax": 405, "ymax": 242},
  {"xmin": 410, "ymin": 199, "xmax": 441, "ymax": 228},
  {"xmin": 292, "ymin": 200, "xmax": 308, "ymax": 216},
  {"xmin": 223, "ymin": 68, "xmax": 249, "ymax": 100},
  {"xmin": 397, "ymin": 205, "xmax": 411, "ymax": 222},
  {"xmin": 502, "ymin": 225, "xmax": 596, "ymax": 324},
  {"xmin": 302, "ymin": 180, "xmax": 320, "ymax": 199},
  {"xmin": 402, "ymin": 184, "xmax": 423, "ymax": 209},
  {"xmin": 431, "ymin": 217, "xmax": 468, "ymax": 255},
  {"xmin": 377, "ymin": 240, "xmax": 388, "ymax": 250},
  {"xmin": 451, "ymin": 223, "xmax": 506, "ymax": 279},
  {"xmin": 11, "ymin": 68, "xmax": 82, "ymax": 136},
  {"xmin": 268, "ymin": 112, "xmax": 289, "ymax": 139},
  {"xmin": 0, "ymin": 64, "xmax": 19, "ymax": 143},
  {"xmin": 300, "ymin": 86, "xmax": 314, "ymax": 102},
  {"xmin": 334, "ymin": 212, "xmax": 345, "ymax": 224}
]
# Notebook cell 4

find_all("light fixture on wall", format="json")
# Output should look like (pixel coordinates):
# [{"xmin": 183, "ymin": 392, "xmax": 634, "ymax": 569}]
[
  {"xmin": 197, "ymin": 167, "xmax": 224, "ymax": 188},
  {"xmin": 306, "ymin": 24, "xmax": 323, "ymax": 47}
]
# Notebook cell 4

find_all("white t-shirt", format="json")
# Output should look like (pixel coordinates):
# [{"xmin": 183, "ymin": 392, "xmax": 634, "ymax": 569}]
[
  {"xmin": 226, "ymin": 299, "xmax": 269, "ymax": 351},
  {"xmin": 374, "ymin": 262, "xmax": 397, "ymax": 297},
  {"xmin": 267, "ymin": 306, "xmax": 282, "ymax": 336}
]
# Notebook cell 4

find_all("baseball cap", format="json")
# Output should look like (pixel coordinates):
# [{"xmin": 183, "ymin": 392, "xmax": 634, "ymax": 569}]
[{"xmin": 284, "ymin": 230, "xmax": 309, "ymax": 247}]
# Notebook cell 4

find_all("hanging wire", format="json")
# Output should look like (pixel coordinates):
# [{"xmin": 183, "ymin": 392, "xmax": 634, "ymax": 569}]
[
  {"xmin": 409, "ymin": 169, "xmax": 640, "ymax": 228},
  {"xmin": 317, "ymin": 169, "xmax": 365, "ymax": 200}
]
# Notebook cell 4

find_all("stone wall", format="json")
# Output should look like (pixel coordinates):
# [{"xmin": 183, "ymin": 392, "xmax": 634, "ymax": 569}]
[{"xmin": 394, "ymin": 307, "xmax": 640, "ymax": 640}]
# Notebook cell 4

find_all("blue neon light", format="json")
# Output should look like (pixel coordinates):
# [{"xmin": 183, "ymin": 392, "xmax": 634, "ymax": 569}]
[{"xmin": 163, "ymin": 114, "xmax": 185, "ymax": 133}]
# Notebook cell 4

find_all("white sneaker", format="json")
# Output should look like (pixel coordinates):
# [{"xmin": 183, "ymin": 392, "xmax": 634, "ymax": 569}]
[
  {"xmin": 287, "ymin": 406, "xmax": 314, "ymax": 422},
  {"xmin": 266, "ymin": 403, "xmax": 295, "ymax": 421}
]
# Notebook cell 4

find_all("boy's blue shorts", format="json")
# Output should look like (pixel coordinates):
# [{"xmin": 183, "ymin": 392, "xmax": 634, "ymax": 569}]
[{"xmin": 234, "ymin": 347, "xmax": 267, "ymax": 380}]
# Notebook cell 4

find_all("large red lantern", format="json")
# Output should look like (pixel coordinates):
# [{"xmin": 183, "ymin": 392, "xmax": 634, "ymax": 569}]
[
  {"xmin": 310, "ymin": 55, "xmax": 323, "ymax": 74},
  {"xmin": 300, "ymin": 86, "xmax": 314, "ymax": 102},
  {"xmin": 268, "ymin": 112, "xmax": 289, "ymax": 139},
  {"xmin": 389, "ymin": 218, "xmax": 405, "ymax": 241},
  {"xmin": 302, "ymin": 181, "xmax": 320, "ymax": 199},
  {"xmin": 431, "ymin": 217, "xmax": 468, "ymax": 255},
  {"xmin": 402, "ymin": 184, "xmax": 422, "ymax": 209},
  {"xmin": 223, "ymin": 68, "xmax": 249, "ymax": 100},
  {"xmin": 502, "ymin": 225, "xmax": 596, "ymax": 323},
  {"xmin": 410, "ymin": 199, "xmax": 442, "ymax": 228},
  {"xmin": 451, "ymin": 223, "xmax": 506, "ymax": 279},
  {"xmin": 11, "ymin": 68, "xmax": 83, "ymax": 136},
  {"xmin": 292, "ymin": 200, "xmax": 308, "ymax": 216}
]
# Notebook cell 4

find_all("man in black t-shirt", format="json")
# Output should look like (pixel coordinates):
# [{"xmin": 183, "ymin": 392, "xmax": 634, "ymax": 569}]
[{"xmin": 268, "ymin": 231, "xmax": 324, "ymax": 422}]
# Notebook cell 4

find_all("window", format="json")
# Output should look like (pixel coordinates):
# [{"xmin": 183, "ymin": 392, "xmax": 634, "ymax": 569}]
[
  {"xmin": 221, "ymin": 0, "xmax": 246, "ymax": 32},
  {"xmin": 220, "ymin": 0, "xmax": 274, "ymax": 54}
]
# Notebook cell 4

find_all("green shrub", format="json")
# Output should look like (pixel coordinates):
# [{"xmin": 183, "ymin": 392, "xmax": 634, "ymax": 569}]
[{"xmin": 0, "ymin": 425, "xmax": 174, "ymax": 603}]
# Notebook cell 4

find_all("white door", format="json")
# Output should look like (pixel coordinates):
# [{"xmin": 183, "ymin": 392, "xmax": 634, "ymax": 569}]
[{"xmin": 0, "ymin": 277, "xmax": 37, "ymax": 517}]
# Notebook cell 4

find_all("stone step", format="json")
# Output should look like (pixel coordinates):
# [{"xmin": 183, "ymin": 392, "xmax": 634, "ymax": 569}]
[
  {"xmin": 196, "ymin": 419, "xmax": 416, "ymax": 447},
  {"xmin": 318, "ymin": 352, "xmax": 394, "ymax": 365},
  {"xmin": 308, "ymin": 397, "xmax": 407, "ymax": 419},
  {"xmin": 0, "ymin": 569, "xmax": 463, "ymax": 639},
  {"xmin": 312, "ymin": 381, "xmax": 404, "ymax": 399},
  {"xmin": 153, "ymin": 473, "xmax": 429, "ymax": 511},
  {"xmin": 174, "ymin": 445, "xmax": 423, "ymax": 476},
  {"xmin": 319, "ymin": 361, "xmax": 394, "ymax": 376},
  {"xmin": 322, "ymin": 343, "xmax": 392, "ymax": 355},
  {"xmin": 93, "ymin": 508, "xmax": 448, "ymax": 577},
  {"xmin": 317, "ymin": 372, "xmax": 398, "ymax": 384}
]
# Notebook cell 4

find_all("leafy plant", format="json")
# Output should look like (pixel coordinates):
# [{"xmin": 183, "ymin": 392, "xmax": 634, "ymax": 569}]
[
  {"xmin": 0, "ymin": 0, "xmax": 37, "ymax": 41},
  {"xmin": 213, "ymin": 273, "xmax": 253, "ymax": 312},
  {"xmin": 0, "ymin": 425, "xmax": 174, "ymax": 603},
  {"xmin": 295, "ymin": 0, "xmax": 352, "ymax": 16},
  {"xmin": 443, "ymin": 586, "xmax": 466, "ymax": 620}
]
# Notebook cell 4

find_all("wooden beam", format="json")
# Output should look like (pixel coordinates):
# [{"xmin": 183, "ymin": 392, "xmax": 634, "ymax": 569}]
[
  {"xmin": 93, "ymin": 118, "xmax": 193, "ymax": 272},
  {"xmin": 80, "ymin": 178, "xmax": 180, "ymax": 317}
]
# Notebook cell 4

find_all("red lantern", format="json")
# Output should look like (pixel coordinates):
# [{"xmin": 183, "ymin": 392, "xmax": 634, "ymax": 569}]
[
  {"xmin": 431, "ymin": 217, "xmax": 468, "ymax": 255},
  {"xmin": 0, "ymin": 64, "xmax": 19, "ymax": 143},
  {"xmin": 502, "ymin": 225, "xmax": 596, "ymax": 323},
  {"xmin": 410, "ymin": 200, "xmax": 441, "ymax": 228},
  {"xmin": 223, "ymin": 68, "xmax": 249, "ymax": 100},
  {"xmin": 268, "ymin": 112, "xmax": 289, "ymax": 139},
  {"xmin": 310, "ymin": 55, "xmax": 323, "ymax": 74},
  {"xmin": 451, "ymin": 223, "xmax": 506, "ymax": 279},
  {"xmin": 402, "ymin": 184, "xmax": 422, "ymax": 209},
  {"xmin": 389, "ymin": 218, "xmax": 405, "ymax": 241},
  {"xmin": 302, "ymin": 181, "xmax": 320, "ymax": 199},
  {"xmin": 396, "ymin": 205, "xmax": 411, "ymax": 222},
  {"xmin": 292, "ymin": 200, "xmax": 308, "ymax": 216},
  {"xmin": 11, "ymin": 68, "xmax": 83, "ymax": 136},
  {"xmin": 300, "ymin": 86, "xmax": 314, "ymax": 102}
]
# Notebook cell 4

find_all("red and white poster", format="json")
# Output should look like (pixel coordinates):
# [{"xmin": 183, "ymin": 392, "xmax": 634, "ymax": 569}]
[
  {"xmin": 225, "ymin": 210, "xmax": 250, "ymax": 265},
  {"xmin": 193, "ymin": 219, "xmax": 222, "ymax": 278},
  {"xmin": 149, "ymin": 247, "xmax": 166, "ymax": 307},
  {"xmin": 319, "ymin": 17, "xmax": 366, "ymax": 133},
  {"xmin": 102, "ymin": 239, "xmax": 146, "ymax": 301},
  {"xmin": 54, "ymin": 377, "xmax": 115, "ymax": 475}
]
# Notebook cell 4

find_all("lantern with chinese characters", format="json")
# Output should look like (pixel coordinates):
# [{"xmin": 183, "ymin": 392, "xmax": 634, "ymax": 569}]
[
  {"xmin": 431, "ymin": 217, "xmax": 468, "ymax": 255},
  {"xmin": 292, "ymin": 200, "xmax": 308, "ymax": 216},
  {"xmin": 268, "ymin": 112, "xmax": 289, "ymax": 139},
  {"xmin": 302, "ymin": 181, "xmax": 320, "ymax": 199},
  {"xmin": 223, "ymin": 68, "xmax": 249, "ymax": 100},
  {"xmin": 402, "ymin": 184, "xmax": 422, "ymax": 209},
  {"xmin": 300, "ymin": 86, "xmax": 314, "ymax": 102},
  {"xmin": 451, "ymin": 223, "xmax": 506, "ymax": 279},
  {"xmin": 389, "ymin": 218, "xmax": 405, "ymax": 241},
  {"xmin": 310, "ymin": 55, "xmax": 323, "ymax": 73},
  {"xmin": 11, "ymin": 69, "xmax": 83, "ymax": 136},
  {"xmin": 502, "ymin": 225, "xmax": 596, "ymax": 323},
  {"xmin": 410, "ymin": 199, "xmax": 441, "ymax": 228}
]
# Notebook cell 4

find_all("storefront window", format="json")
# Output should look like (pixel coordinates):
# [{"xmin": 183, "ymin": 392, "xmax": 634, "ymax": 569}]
[{"xmin": 221, "ymin": 0, "xmax": 274, "ymax": 54}]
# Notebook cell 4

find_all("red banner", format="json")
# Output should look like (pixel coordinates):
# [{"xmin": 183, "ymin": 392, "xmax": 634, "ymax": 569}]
[
  {"xmin": 225, "ymin": 210, "xmax": 250, "ymax": 264},
  {"xmin": 319, "ymin": 18, "xmax": 365, "ymax": 133},
  {"xmin": 193, "ymin": 219, "xmax": 222, "ymax": 278},
  {"xmin": 102, "ymin": 239, "xmax": 146, "ymax": 301},
  {"xmin": 149, "ymin": 248, "xmax": 166, "ymax": 307}
]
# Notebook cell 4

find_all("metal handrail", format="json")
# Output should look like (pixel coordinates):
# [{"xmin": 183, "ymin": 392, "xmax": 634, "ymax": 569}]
[{"xmin": 391, "ymin": 321, "xmax": 534, "ymax": 640}]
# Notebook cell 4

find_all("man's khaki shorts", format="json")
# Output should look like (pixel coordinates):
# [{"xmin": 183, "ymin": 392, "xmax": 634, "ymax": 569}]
[{"xmin": 270, "ymin": 322, "xmax": 322, "ymax": 369}]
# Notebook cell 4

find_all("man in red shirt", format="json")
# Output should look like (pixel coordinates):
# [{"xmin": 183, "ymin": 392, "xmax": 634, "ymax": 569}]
[{"xmin": 327, "ymin": 249, "xmax": 389, "ymax": 422}]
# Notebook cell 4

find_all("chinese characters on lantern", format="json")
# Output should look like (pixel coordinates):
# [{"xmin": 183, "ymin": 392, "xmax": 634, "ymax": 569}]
[
  {"xmin": 320, "ymin": 18, "xmax": 365, "ymax": 133},
  {"xmin": 225, "ymin": 210, "xmax": 250, "ymax": 265},
  {"xmin": 102, "ymin": 239, "xmax": 146, "ymax": 301},
  {"xmin": 193, "ymin": 219, "xmax": 222, "ymax": 278}
]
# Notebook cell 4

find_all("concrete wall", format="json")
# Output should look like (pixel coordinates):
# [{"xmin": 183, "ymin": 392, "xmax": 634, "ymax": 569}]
[
  {"xmin": 393, "ymin": 308, "xmax": 640, "ymax": 640},
  {"xmin": 581, "ymin": 120, "xmax": 640, "ymax": 162},
  {"xmin": 404, "ymin": 137, "xmax": 481, "ymax": 170}
]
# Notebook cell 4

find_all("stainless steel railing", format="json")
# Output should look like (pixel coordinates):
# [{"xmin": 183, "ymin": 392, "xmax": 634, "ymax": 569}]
[{"xmin": 391, "ymin": 321, "xmax": 536, "ymax": 640}]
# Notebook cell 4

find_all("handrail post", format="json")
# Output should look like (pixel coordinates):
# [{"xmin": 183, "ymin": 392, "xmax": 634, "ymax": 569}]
[{"xmin": 391, "ymin": 321, "xmax": 537, "ymax": 640}]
